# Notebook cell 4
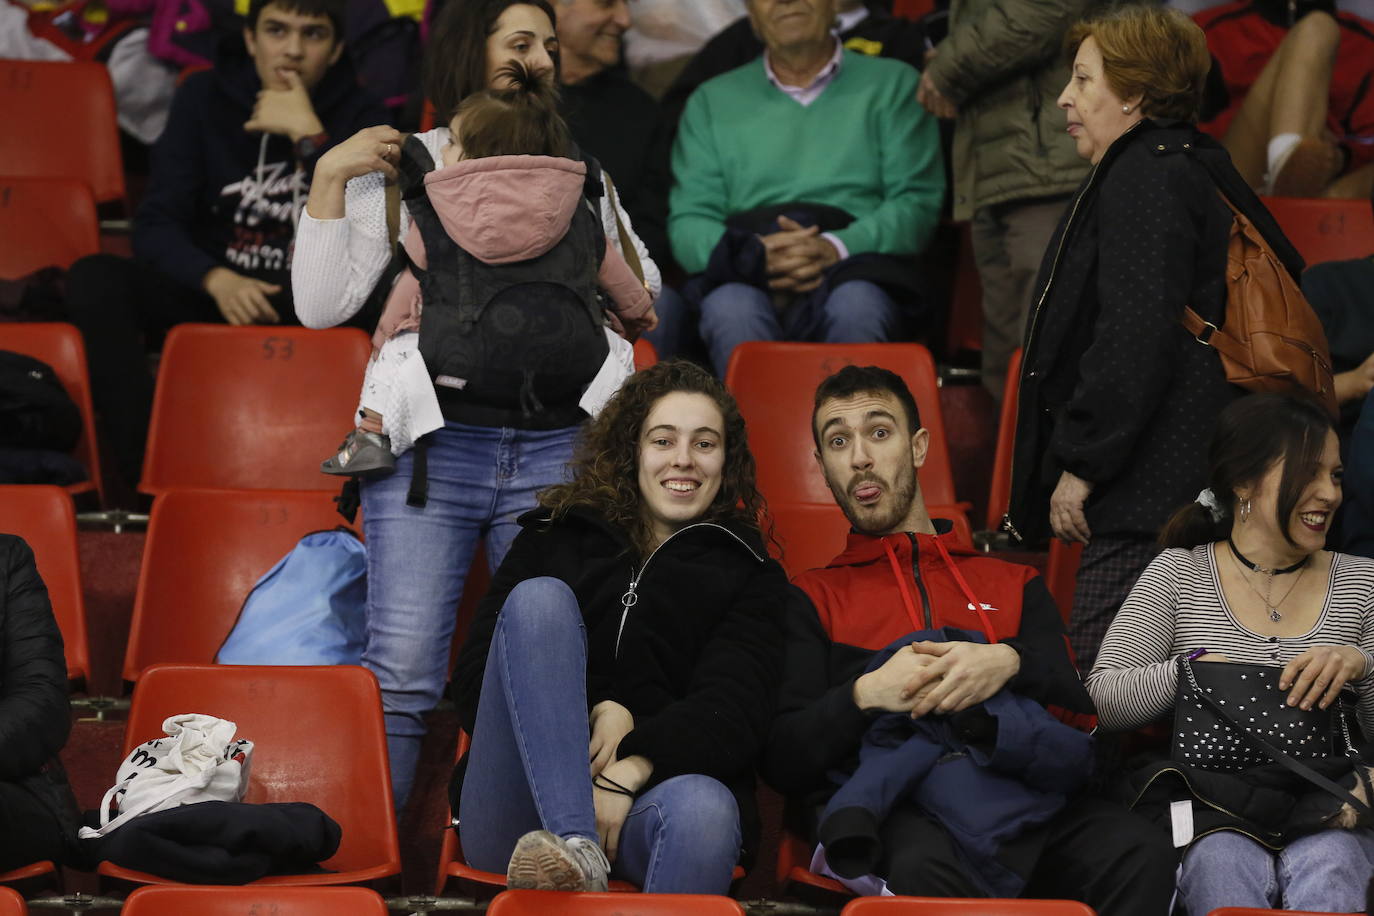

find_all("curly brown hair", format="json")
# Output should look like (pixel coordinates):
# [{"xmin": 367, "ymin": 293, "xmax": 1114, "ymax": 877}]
[{"xmin": 539, "ymin": 360, "xmax": 769, "ymax": 556}]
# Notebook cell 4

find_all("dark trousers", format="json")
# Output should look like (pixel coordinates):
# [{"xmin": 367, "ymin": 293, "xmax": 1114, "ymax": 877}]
[
  {"xmin": 0, "ymin": 780, "xmax": 68, "ymax": 870},
  {"xmin": 1068, "ymin": 536, "xmax": 1162, "ymax": 671},
  {"xmin": 877, "ymin": 796, "xmax": 1177, "ymax": 916},
  {"xmin": 64, "ymin": 254, "xmax": 226, "ymax": 485}
]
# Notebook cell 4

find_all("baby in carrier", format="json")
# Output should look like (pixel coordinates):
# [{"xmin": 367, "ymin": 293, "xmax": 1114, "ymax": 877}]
[{"xmin": 322, "ymin": 63, "xmax": 657, "ymax": 477}]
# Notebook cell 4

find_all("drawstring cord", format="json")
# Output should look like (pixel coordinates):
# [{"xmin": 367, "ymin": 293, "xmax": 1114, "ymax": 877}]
[{"xmin": 883, "ymin": 532, "xmax": 999, "ymax": 644}]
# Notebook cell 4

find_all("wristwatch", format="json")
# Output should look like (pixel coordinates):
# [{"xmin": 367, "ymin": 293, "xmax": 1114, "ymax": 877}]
[{"xmin": 294, "ymin": 131, "xmax": 329, "ymax": 161}]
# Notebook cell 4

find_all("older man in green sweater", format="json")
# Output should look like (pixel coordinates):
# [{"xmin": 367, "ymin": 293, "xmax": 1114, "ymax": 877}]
[{"xmin": 669, "ymin": 0, "xmax": 944, "ymax": 376}]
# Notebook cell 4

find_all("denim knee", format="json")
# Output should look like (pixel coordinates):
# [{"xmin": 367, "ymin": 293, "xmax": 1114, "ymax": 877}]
[
  {"xmin": 1280, "ymin": 829, "xmax": 1374, "ymax": 911},
  {"xmin": 499, "ymin": 577, "xmax": 581, "ymax": 640},
  {"xmin": 653, "ymin": 775, "xmax": 741, "ymax": 853}
]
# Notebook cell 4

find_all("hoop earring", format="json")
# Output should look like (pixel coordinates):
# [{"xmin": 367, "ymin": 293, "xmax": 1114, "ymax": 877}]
[{"xmin": 1239, "ymin": 498, "xmax": 1251, "ymax": 524}]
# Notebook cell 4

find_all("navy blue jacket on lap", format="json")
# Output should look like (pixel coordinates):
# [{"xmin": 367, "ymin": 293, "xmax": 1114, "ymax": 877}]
[{"xmin": 819, "ymin": 627, "xmax": 1094, "ymax": 897}]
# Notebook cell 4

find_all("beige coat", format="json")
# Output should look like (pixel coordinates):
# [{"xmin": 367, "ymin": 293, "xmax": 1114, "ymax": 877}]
[{"xmin": 924, "ymin": 0, "xmax": 1097, "ymax": 220}]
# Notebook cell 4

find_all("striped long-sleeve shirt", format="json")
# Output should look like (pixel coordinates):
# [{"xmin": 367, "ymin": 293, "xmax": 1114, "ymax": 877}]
[{"xmin": 1086, "ymin": 544, "xmax": 1374, "ymax": 735}]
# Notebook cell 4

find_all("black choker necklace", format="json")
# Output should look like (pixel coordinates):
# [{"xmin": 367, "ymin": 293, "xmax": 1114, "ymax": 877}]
[{"xmin": 1227, "ymin": 537, "xmax": 1308, "ymax": 575}]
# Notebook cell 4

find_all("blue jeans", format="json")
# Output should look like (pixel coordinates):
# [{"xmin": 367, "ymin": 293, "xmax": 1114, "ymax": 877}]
[
  {"xmin": 697, "ymin": 280, "xmax": 900, "ymax": 376},
  {"xmin": 1179, "ymin": 828, "xmax": 1374, "ymax": 914},
  {"xmin": 458, "ymin": 578, "xmax": 742, "ymax": 893},
  {"xmin": 642, "ymin": 286, "xmax": 695, "ymax": 361},
  {"xmin": 361, "ymin": 421, "xmax": 579, "ymax": 808}
]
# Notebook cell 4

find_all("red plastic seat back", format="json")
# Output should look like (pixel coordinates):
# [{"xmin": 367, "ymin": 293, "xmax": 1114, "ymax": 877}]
[
  {"xmin": 123, "ymin": 885, "xmax": 390, "ymax": 915},
  {"xmin": 0, "ymin": 60, "xmax": 125, "ymax": 204},
  {"xmin": 1261, "ymin": 196, "xmax": 1374, "ymax": 266},
  {"xmin": 634, "ymin": 338, "xmax": 659, "ymax": 370},
  {"xmin": 140, "ymin": 325, "xmax": 371, "ymax": 494},
  {"xmin": 770, "ymin": 502, "xmax": 975, "ymax": 579},
  {"xmin": 1046, "ymin": 539, "xmax": 1085, "ymax": 625},
  {"xmin": 986, "ymin": 347, "xmax": 1023, "ymax": 531},
  {"xmin": 122, "ymin": 664, "xmax": 399, "ymax": 879},
  {"xmin": 842, "ymin": 897, "xmax": 1096, "ymax": 915},
  {"xmin": 0, "ymin": 177, "xmax": 99, "ymax": 279},
  {"xmin": 124, "ymin": 488, "xmax": 354, "ymax": 682},
  {"xmin": 0, "ymin": 886, "xmax": 25, "ymax": 915},
  {"xmin": 3, "ymin": 322, "xmax": 104, "ymax": 504},
  {"xmin": 725, "ymin": 342, "xmax": 958, "ymax": 507},
  {"xmin": 488, "ymin": 891, "xmax": 745, "ymax": 915},
  {"xmin": 0, "ymin": 485, "xmax": 91, "ymax": 685}
]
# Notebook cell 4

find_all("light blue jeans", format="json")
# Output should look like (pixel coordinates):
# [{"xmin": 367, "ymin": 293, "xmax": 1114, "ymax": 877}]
[
  {"xmin": 458, "ymin": 577, "xmax": 742, "ymax": 893},
  {"xmin": 697, "ymin": 280, "xmax": 900, "ymax": 377},
  {"xmin": 360, "ymin": 421, "xmax": 579, "ymax": 808},
  {"xmin": 1179, "ymin": 829, "xmax": 1374, "ymax": 914}
]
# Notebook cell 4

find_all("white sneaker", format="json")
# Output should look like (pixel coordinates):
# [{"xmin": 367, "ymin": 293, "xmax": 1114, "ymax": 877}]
[{"xmin": 506, "ymin": 830, "xmax": 609, "ymax": 892}]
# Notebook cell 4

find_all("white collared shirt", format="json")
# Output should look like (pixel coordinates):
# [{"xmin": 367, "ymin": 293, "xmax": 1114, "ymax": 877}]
[{"xmin": 762, "ymin": 33, "xmax": 845, "ymax": 108}]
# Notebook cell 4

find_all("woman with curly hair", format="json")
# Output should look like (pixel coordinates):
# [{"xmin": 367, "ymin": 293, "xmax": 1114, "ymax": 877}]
[{"xmin": 449, "ymin": 360, "xmax": 788, "ymax": 894}]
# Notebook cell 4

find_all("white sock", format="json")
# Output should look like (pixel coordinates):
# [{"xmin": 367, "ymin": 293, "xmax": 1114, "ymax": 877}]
[{"xmin": 1267, "ymin": 132, "xmax": 1302, "ymax": 175}]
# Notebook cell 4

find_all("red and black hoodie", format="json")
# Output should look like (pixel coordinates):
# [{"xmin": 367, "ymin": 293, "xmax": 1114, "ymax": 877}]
[{"xmin": 765, "ymin": 519, "xmax": 1097, "ymax": 804}]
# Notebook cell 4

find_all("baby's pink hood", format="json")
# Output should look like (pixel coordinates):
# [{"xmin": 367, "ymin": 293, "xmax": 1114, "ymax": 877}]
[{"xmin": 422, "ymin": 154, "xmax": 587, "ymax": 263}]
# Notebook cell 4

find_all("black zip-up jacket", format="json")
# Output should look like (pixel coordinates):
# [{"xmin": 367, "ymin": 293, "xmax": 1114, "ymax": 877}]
[
  {"xmin": 0, "ymin": 535, "xmax": 79, "ymax": 861},
  {"xmin": 1005, "ymin": 120, "xmax": 1302, "ymax": 545},
  {"xmin": 450, "ymin": 506, "xmax": 788, "ymax": 865},
  {"xmin": 133, "ymin": 40, "xmax": 388, "ymax": 318}
]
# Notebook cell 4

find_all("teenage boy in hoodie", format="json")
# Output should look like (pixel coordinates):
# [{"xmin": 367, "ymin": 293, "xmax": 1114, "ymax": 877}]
[
  {"xmin": 764, "ymin": 365, "xmax": 1176, "ymax": 913},
  {"xmin": 65, "ymin": 0, "xmax": 388, "ymax": 489}
]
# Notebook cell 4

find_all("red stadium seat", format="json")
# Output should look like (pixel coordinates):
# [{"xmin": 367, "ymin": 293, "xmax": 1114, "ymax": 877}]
[
  {"xmin": 0, "ymin": 60, "xmax": 125, "ymax": 205},
  {"xmin": 1046, "ymin": 540, "xmax": 1084, "ymax": 626},
  {"xmin": 123, "ymin": 885, "xmax": 390, "ymax": 914},
  {"xmin": 634, "ymin": 338, "xmax": 659, "ymax": 370},
  {"xmin": 986, "ymin": 348, "xmax": 1023, "ymax": 531},
  {"xmin": 776, "ymin": 820, "xmax": 848, "ymax": 900},
  {"xmin": 1261, "ymin": 196, "xmax": 1374, "ymax": 266},
  {"xmin": 98, "ymin": 664, "xmax": 400, "ymax": 887},
  {"xmin": 0, "ymin": 887, "xmax": 23, "ymax": 915},
  {"xmin": 488, "ymin": 890, "xmax": 745, "ymax": 915},
  {"xmin": 122, "ymin": 489, "xmax": 355, "ymax": 683},
  {"xmin": 3, "ymin": 322, "xmax": 104, "ymax": 504},
  {"xmin": 843, "ymin": 897, "xmax": 1097, "ymax": 915},
  {"xmin": 770, "ymin": 502, "xmax": 975, "ymax": 579},
  {"xmin": 0, "ymin": 485, "xmax": 92, "ymax": 686},
  {"xmin": 724, "ymin": 342, "xmax": 963, "ymax": 513},
  {"xmin": 0, "ymin": 177, "xmax": 99, "ymax": 279},
  {"xmin": 139, "ymin": 325, "xmax": 371, "ymax": 495}
]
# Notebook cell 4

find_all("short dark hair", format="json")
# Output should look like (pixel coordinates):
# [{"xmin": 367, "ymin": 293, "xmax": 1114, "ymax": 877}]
[
  {"xmin": 425, "ymin": 0, "xmax": 558, "ymax": 125},
  {"xmin": 811, "ymin": 365, "xmax": 922, "ymax": 448},
  {"xmin": 1064, "ymin": 5, "xmax": 1210, "ymax": 122},
  {"xmin": 247, "ymin": 0, "xmax": 346, "ymax": 39},
  {"xmin": 1159, "ymin": 392, "xmax": 1335, "ymax": 548},
  {"xmin": 454, "ymin": 61, "xmax": 571, "ymax": 159}
]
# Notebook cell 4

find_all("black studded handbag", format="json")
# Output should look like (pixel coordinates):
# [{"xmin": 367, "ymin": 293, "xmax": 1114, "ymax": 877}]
[
  {"xmin": 1173, "ymin": 658, "xmax": 1357, "ymax": 773},
  {"xmin": 1172, "ymin": 657, "xmax": 1374, "ymax": 825}
]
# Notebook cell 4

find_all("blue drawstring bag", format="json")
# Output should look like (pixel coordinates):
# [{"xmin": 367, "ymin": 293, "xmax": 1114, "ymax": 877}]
[{"xmin": 216, "ymin": 527, "xmax": 367, "ymax": 665}]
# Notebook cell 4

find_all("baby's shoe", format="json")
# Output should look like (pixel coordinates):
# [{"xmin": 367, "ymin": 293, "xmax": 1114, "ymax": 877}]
[{"xmin": 320, "ymin": 429, "xmax": 395, "ymax": 478}]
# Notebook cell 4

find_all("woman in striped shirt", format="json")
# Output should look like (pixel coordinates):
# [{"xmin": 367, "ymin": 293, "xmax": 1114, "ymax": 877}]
[{"xmin": 1087, "ymin": 392, "xmax": 1374, "ymax": 915}]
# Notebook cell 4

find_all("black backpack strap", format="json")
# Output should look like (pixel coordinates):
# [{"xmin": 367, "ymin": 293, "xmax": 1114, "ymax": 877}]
[
  {"xmin": 334, "ymin": 478, "xmax": 361, "ymax": 524},
  {"xmin": 406, "ymin": 433, "xmax": 431, "ymax": 508},
  {"xmin": 397, "ymin": 134, "xmax": 435, "ymax": 200},
  {"xmin": 579, "ymin": 151, "xmax": 604, "ymax": 204}
]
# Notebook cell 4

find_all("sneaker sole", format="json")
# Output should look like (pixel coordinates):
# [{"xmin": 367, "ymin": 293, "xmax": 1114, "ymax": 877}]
[{"xmin": 506, "ymin": 831, "xmax": 587, "ymax": 892}]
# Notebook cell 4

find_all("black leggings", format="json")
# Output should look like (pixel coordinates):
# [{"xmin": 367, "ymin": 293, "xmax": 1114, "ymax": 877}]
[{"xmin": 876, "ymin": 796, "xmax": 1178, "ymax": 916}]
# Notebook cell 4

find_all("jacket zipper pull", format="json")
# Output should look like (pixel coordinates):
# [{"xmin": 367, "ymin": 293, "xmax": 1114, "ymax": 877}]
[{"xmin": 614, "ymin": 568, "xmax": 639, "ymax": 659}]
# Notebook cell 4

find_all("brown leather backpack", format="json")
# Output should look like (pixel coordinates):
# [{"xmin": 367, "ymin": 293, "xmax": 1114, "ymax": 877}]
[{"xmin": 1181, "ymin": 194, "xmax": 1338, "ymax": 418}]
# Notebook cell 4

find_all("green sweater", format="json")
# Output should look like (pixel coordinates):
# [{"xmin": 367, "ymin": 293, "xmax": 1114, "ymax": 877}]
[{"xmin": 669, "ymin": 50, "xmax": 945, "ymax": 276}]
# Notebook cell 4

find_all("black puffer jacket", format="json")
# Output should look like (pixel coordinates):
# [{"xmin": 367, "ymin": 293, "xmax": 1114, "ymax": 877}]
[
  {"xmin": 0, "ymin": 535, "xmax": 79, "ymax": 861},
  {"xmin": 1005, "ymin": 120, "xmax": 1302, "ymax": 544},
  {"xmin": 450, "ymin": 507, "xmax": 787, "ymax": 865}
]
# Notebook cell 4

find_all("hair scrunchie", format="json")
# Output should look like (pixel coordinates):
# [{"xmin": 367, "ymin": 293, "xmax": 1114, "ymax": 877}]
[{"xmin": 1195, "ymin": 488, "xmax": 1225, "ymax": 523}]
